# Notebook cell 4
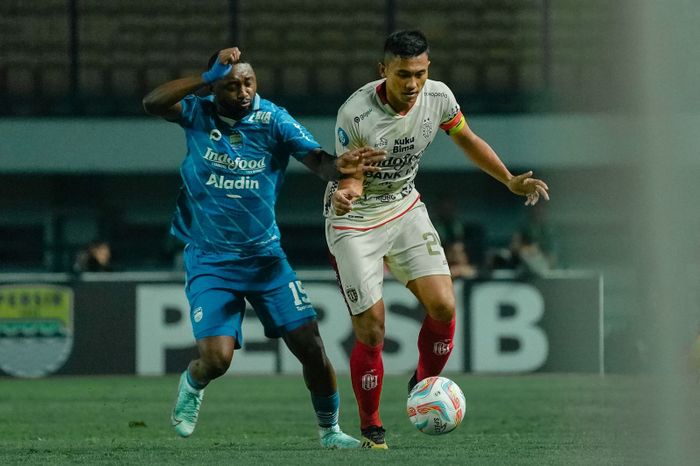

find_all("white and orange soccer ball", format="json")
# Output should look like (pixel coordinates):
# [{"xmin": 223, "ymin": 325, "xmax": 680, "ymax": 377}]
[{"xmin": 407, "ymin": 376, "xmax": 466, "ymax": 435}]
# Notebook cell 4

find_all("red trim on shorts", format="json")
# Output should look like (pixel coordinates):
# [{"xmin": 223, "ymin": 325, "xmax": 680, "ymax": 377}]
[{"xmin": 332, "ymin": 195, "xmax": 421, "ymax": 231}]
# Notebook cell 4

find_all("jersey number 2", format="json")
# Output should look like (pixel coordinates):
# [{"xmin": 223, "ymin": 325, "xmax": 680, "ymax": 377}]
[{"xmin": 422, "ymin": 232, "xmax": 441, "ymax": 256}]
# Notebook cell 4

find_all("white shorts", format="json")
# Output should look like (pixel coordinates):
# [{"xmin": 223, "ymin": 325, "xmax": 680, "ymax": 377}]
[{"xmin": 326, "ymin": 202, "xmax": 450, "ymax": 315}]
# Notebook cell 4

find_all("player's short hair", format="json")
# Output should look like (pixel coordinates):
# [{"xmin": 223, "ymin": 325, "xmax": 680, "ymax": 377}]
[{"xmin": 383, "ymin": 30, "xmax": 429, "ymax": 60}]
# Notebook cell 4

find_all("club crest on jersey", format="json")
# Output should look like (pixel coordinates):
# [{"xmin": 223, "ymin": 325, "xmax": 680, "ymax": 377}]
[
  {"xmin": 337, "ymin": 127, "xmax": 349, "ymax": 147},
  {"xmin": 376, "ymin": 136, "xmax": 388, "ymax": 149},
  {"xmin": 422, "ymin": 117, "xmax": 433, "ymax": 140},
  {"xmin": 229, "ymin": 130, "xmax": 243, "ymax": 148}
]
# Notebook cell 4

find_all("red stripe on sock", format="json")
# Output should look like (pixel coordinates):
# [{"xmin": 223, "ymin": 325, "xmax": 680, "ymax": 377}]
[
  {"xmin": 416, "ymin": 315, "xmax": 455, "ymax": 381},
  {"xmin": 350, "ymin": 339, "xmax": 384, "ymax": 429}
]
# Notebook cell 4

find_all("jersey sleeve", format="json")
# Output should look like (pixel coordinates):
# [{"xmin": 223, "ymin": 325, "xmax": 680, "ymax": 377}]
[
  {"xmin": 272, "ymin": 109, "xmax": 322, "ymax": 161},
  {"xmin": 334, "ymin": 106, "xmax": 365, "ymax": 156},
  {"xmin": 177, "ymin": 94, "xmax": 200, "ymax": 128},
  {"xmin": 438, "ymin": 85, "xmax": 466, "ymax": 136}
]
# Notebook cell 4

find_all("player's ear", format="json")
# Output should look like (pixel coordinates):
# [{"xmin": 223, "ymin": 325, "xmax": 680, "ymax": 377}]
[{"xmin": 378, "ymin": 62, "xmax": 386, "ymax": 78}]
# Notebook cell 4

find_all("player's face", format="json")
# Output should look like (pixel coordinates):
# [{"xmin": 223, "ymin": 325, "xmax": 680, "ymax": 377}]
[
  {"xmin": 213, "ymin": 63, "xmax": 257, "ymax": 119},
  {"xmin": 380, "ymin": 52, "xmax": 430, "ymax": 111}
]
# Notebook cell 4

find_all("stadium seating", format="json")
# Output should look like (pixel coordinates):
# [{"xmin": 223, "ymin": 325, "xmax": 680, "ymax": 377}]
[{"xmin": 0, "ymin": 0, "xmax": 621, "ymax": 116}]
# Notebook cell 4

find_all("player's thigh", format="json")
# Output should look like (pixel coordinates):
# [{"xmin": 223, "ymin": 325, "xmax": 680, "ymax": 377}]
[
  {"xmin": 326, "ymin": 221, "xmax": 388, "ymax": 315},
  {"xmin": 385, "ymin": 204, "xmax": 450, "ymax": 285},
  {"xmin": 246, "ymin": 278, "xmax": 317, "ymax": 340},
  {"xmin": 186, "ymin": 286, "xmax": 247, "ymax": 349}
]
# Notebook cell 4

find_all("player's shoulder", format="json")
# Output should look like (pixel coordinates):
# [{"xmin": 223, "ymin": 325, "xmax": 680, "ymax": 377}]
[
  {"xmin": 184, "ymin": 93, "xmax": 215, "ymax": 109},
  {"xmin": 252, "ymin": 95, "xmax": 293, "ymax": 124},
  {"xmin": 255, "ymin": 94, "xmax": 283, "ymax": 114},
  {"xmin": 421, "ymin": 79, "xmax": 454, "ymax": 101},
  {"xmin": 338, "ymin": 79, "xmax": 383, "ymax": 115}
]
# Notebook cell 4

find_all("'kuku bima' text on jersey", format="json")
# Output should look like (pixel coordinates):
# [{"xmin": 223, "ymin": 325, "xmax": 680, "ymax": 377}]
[
  {"xmin": 172, "ymin": 94, "xmax": 320, "ymax": 256},
  {"xmin": 324, "ymin": 79, "xmax": 465, "ymax": 229}
]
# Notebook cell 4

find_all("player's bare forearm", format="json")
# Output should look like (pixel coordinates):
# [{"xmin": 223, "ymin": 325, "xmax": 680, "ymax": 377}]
[
  {"xmin": 302, "ymin": 149, "xmax": 342, "ymax": 181},
  {"xmin": 451, "ymin": 125, "xmax": 549, "ymax": 205},
  {"xmin": 451, "ymin": 128, "xmax": 512, "ymax": 185},
  {"xmin": 338, "ymin": 176, "xmax": 363, "ymax": 194},
  {"xmin": 142, "ymin": 76, "xmax": 206, "ymax": 118},
  {"xmin": 303, "ymin": 147, "xmax": 386, "ymax": 182}
]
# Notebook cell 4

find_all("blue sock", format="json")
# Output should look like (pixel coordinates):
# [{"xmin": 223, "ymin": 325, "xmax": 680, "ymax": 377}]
[
  {"xmin": 311, "ymin": 391, "xmax": 340, "ymax": 428},
  {"xmin": 186, "ymin": 368, "xmax": 208, "ymax": 390}
]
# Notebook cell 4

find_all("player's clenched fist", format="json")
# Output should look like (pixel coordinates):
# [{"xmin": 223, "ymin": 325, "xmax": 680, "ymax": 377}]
[
  {"xmin": 202, "ymin": 47, "xmax": 241, "ymax": 84},
  {"xmin": 332, "ymin": 188, "xmax": 360, "ymax": 216}
]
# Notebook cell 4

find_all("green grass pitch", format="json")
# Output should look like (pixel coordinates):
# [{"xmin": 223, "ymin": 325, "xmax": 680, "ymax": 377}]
[{"xmin": 0, "ymin": 374, "xmax": 663, "ymax": 465}]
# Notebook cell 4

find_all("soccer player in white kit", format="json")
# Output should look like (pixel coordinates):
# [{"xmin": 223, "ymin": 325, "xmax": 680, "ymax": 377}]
[{"xmin": 324, "ymin": 30, "xmax": 550, "ymax": 449}]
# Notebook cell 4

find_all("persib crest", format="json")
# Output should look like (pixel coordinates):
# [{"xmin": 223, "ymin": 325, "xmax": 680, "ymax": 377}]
[{"xmin": 0, "ymin": 285, "xmax": 74, "ymax": 378}]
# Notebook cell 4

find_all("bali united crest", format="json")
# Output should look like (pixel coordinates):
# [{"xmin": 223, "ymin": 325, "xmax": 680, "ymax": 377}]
[
  {"xmin": 421, "ymin": 117, "xmax": 433, "ymax": 140},
  {"xmin": 345, "ymin": 287, "xmax": 359, "ymax": 303}
]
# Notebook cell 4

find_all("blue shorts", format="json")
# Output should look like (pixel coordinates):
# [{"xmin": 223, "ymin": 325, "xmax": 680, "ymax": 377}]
[{"xmin": 184, "ymin": 245, "xmax": 317, "ymax": 348}]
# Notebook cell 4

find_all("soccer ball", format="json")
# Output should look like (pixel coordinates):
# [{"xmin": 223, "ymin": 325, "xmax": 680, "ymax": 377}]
[{"xmin": 407, "ymin": 376, "xmax": 466, "ymax": 435}]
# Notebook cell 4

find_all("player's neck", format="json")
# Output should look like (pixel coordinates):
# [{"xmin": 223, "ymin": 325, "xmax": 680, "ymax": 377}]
[
  {"xmin": 388, "ymin": 99, "xmax": 414, "ymax": 116},
  {"xmin": 378, "ymin": 82, "xmax": 414, "ymax": 115}
]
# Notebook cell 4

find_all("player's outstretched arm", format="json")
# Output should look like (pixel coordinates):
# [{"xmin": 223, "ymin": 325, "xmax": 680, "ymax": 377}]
[
  {"xmin": 450, "ymin": 122, "xmax": 549, "ymax": 206},
  {"xmin": 301, "ymin": 147, "xmax": 385, "ymax": 182},
  {"xmin": 142, "ymin": 47, "xmax": 241, "ymax": 119}
]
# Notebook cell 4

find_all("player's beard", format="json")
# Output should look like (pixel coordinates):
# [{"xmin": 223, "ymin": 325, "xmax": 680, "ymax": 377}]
[{"xmin": 218, "ymin": 99, "xmax": 253, "ymax": 120}]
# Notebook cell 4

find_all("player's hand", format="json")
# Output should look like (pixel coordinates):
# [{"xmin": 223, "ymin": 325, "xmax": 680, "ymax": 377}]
[
  {"xmin": 202, "ymin": 47, "xmax": 241, "ymax": 84},
  {"xmin": 332, "ymin": 188, "xmax": 360, "ymax": 216},
  {"xmin": 335, "ymin": 147, "xmax": 386, "ymax": 177},
  {"xmin": 507, "ymin": 171, "xmax": 550, "ymax": 206}
]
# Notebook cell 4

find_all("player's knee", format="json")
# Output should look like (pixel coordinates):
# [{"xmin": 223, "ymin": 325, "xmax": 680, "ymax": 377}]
[
  {"xmin": 355, "ymin": 322, "xmax": 385, "ymax": 346},
  {"xmin": 300, "ymin": 343, "xmax": 329, "ymax": 369},
  {"xmin": 202, "ymin": 350, "xmax": 232, "ymax": 378},
  {"xmin": 427, "ymin": 298, "xmax": 456, "ymax": 322}
]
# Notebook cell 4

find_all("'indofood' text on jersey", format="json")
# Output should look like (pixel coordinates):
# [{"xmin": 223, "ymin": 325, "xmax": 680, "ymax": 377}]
[
  {"xmin": 173, "ymin": 94, "xmax": 320, "ymax": 254},
  {"xmin": 324, "ymin": 79, "xmax": 465, "ymax": 229}
]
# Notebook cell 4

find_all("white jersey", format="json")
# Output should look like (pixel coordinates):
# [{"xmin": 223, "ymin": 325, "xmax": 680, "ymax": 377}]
[{"xmin": 323, "ymin": 79, "xmax": 465, "ymax": 229}]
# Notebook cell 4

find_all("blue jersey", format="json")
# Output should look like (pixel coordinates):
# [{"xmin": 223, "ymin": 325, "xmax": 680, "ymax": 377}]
[{"xmin": 171, "ymin": 93, "xmax": 320, "ymax": 258}]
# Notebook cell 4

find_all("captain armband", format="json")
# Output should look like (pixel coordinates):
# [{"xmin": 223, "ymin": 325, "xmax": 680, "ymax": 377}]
[{"xmin": 439, "ymin": 112, "xmax": 466, "ymax": 136}]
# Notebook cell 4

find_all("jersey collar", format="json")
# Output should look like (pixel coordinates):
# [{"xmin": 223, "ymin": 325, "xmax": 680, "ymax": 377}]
[
  {"xmin": 217, "ymin": 94, "xmax": 262, "ymax": 126},
  {"xmin": 374, "ymin": 81, "xmax": 419, "ymax": 117}
]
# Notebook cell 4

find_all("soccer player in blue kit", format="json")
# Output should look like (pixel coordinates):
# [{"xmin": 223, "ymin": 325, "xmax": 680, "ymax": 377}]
[{"xmin": 142, "ymin": 47, "xmax": 386, "ymax": 448}]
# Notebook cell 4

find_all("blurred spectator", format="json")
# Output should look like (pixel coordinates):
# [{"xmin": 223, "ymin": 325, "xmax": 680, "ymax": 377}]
[
  {"xmin": 433, "ymin": 193, "xmax": 464, "ymax": 245},
  {"xmin": 432, "ymin": 192, "xmax": 486, "ymax": 267},
  {"xmin": 487, "ymin": 229, "xmax": 550, "ymax": 277},
  {"xmin": 73, "ymin": 239, "xmax": 114, "ymax": 273},
  {"xmin": 444, "ymin": 241, "xmax": 477, "ymax": 279},
  {"xmin": 510, "ymin": 230, "xmax": 551, "ymax": 277},
  {"xmin": 519, "ymin": 201, "xmax": 558, "ymax": 268}
]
